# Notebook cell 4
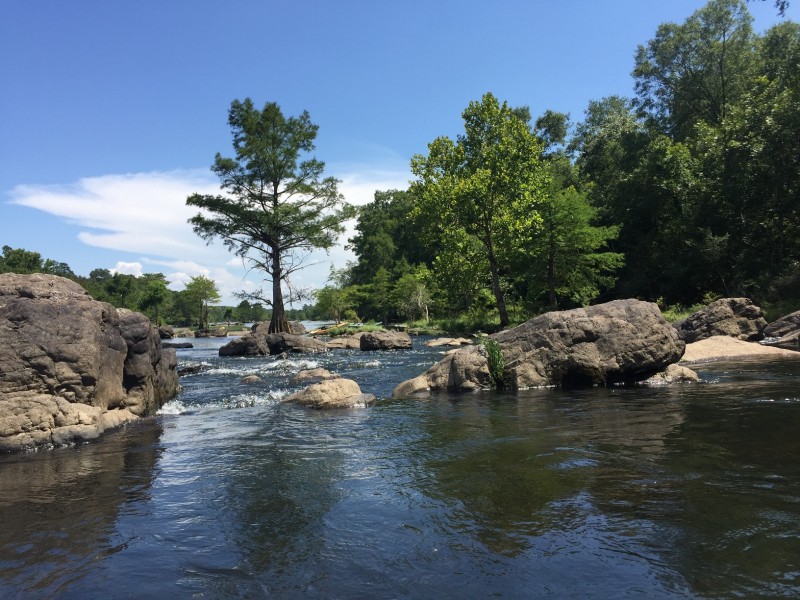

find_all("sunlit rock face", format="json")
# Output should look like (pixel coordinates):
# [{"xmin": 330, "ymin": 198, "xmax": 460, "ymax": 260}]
[
  {"xmin": 674, "ymin": 297, "xmax": 767, "ymax": 343},
  {"xmin": 0, "ymin": 273, "xmax": 178, "ymax": 451},
  {"xmin": 393, "ymin": 299, "xmax": 685, "ymax": 396}
]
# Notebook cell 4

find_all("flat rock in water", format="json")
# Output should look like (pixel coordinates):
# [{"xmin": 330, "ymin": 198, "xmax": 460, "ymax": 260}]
[
  {"xmin": 680, "ymin": 335, "xmax": 800, "ymax": 363},
  {"xmin": 425, "ymin": 337, "xmax": 473, "ymax": 347}
]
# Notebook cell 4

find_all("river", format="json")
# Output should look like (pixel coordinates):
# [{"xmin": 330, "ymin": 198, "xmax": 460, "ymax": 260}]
[{"xmin": 1, "ymin": 334, "xmax": 799, "ymax": 598}]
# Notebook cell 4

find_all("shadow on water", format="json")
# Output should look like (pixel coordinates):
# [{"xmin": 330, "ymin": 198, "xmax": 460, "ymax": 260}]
[{"xmin": 0, "ymin": 422, "xmax": 164, "ymax": 599}]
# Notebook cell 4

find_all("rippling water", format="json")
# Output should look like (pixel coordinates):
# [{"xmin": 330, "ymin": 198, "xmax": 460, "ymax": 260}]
[{"xmin": 1, "ymin": 335, "xmax": 799, "ymax": 599}]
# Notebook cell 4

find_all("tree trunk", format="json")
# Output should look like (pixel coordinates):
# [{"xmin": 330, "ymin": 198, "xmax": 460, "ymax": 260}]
[
  {"xmin": 547, "ymin": 224, "xmax": 558, "ymax": 309},
  {"xmin": 268, "ymin": 249, "xmax": 289, "ymax": 334},
  {"xmin": 485, "ymin": 236, "xmax": 509, "ymax": 327}
]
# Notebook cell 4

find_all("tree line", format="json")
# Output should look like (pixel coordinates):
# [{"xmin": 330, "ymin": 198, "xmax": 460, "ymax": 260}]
[
  {"xmin": 0, "ymin": 245, "xmax": 289, "ymax": 328},
  {"xmin": 310, "ymin": 0, "xmax": 800, "ymax": 327}
]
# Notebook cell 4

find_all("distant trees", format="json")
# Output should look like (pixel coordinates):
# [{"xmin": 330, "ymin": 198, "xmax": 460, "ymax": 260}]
[
  {"xmin": 0, "ymin": 245, "xmax": 74, "ymax": 277},
  {"xmin": 187, "ymin": 98, "xmax": 354, "ymax": 334},
  {"xmin": 183, "ymin": 275, "xmax": 221, "ymax": 330}
]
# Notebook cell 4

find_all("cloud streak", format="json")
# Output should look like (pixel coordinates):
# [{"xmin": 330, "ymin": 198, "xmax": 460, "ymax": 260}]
[{"xmin": 7, "ymin": 165, "xmax": 411, "ymax": 303}]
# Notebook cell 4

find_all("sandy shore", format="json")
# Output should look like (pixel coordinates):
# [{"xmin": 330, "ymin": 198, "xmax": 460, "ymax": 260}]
[{"xmin": 680, "ymin": 335, "xmax": 800, "ymax": 364}]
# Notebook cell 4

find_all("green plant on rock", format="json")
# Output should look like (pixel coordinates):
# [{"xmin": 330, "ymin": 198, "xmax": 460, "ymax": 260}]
[{"xmin": 480, "ymin": 337, "xmax": 507, "ymax": 390}]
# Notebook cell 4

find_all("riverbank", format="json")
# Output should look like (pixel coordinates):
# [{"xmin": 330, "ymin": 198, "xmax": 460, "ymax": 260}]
[{"xmin": 681, "ymin": 335, "xmax": 800, "ymax": 364}]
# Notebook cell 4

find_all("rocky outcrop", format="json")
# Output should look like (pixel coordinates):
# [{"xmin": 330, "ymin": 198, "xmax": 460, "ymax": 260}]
[
  {"xmin": 675, "ymin": 298, "xmax": 767, "ymax": 343},
  {"xmin": 0, "ymin": 273, "xmax": 178, "ymax": 452},
  {"xmin": 762, "ymin": 309, "xmax": 800, "ymax": 350},
  {"xmin": 392, "ymin": 299, "xmax": 684, "ymax": 396},
  {"xmin": 218, "ymin": 329, "xmax": 327, "ymax": 356},
  {"xmin": 264, "ymin": 333, "xmax": 328, "ymax": 355},
  {"xmin": 360, "ymin": 330, "xmax": 413, "ymax": 351},
  {"xmin": 325, "ymin": 333, "xmax": 364, "ymax": 349},
  {"xmin": 158, "ymin": 325, "xmax": 174, "ymax": 339},
  {"xmin": 219, "ymin": 335, "xmax": 267, "ymax": 356},
  {"xmin": 283, "ymin": 378, "xmax": 375, "ymax": 409},
  {"xmin": 764, "ymin": 309, "xmax": 800, "ymax": 338}
]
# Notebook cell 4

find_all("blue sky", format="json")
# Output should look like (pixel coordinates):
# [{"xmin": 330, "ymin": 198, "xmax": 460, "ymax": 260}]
[{"xmin": 1, "ymin": 0, "xmax": 795, "ymax": 305}]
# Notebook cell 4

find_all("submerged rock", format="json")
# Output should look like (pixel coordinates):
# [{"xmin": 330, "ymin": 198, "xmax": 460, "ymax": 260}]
[
  {"xmin": 360, "ymin": 330, "xmax": 413, "ymax": 351},
  {"xmin": 0, "ymin": 273, "xmax": 178, "ymax": 452},
  {"xmin": 393, "ymin": 299, "xmax": 684, "ymax": 396},
  {"xmin": 675, "ymin": 298, "xmax": 767, "ymax": 343},
  {"xmin": 641, "ymin": 364, "xmax": 700, "ymax": 386},
  {"xmin": 283, "ymin": 378, "xmax": 375, "ymax": 409}
]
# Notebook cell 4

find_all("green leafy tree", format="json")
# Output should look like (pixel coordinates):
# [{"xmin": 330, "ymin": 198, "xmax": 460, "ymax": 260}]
[
  {"xmin": 411, "ymin": 92, "xmax": 548, "ymax": 327},
  {"xmin": 184, "ymin": 275, "xmax": 221, "ymax": 330},
  {"xmin": 187, "ymin": 98, "xmax": 354, "ymax": 333},
  {"xmin": 347, "ymin": 189, "xmax": 436, "ymax": 285},
  {"xmin": 0, "ymin": 245, "xmax": 44, "ymax": 274},
  {"xmin": 139, "ymin": 274, "xmax": 171, "ymax": 325},
  {"xmin": 106, "ymin": 272, "xmax": 137, "ymax": 308},
  {"xmin": 633, "ymin": 0, "xmax": 756, "ymax": 140},
  {"xmin": 392, "ymin": 265, "xmax": 434, "ymax": 322},
  {"xmin": 519, "ymin": 186, "xmax": 623, "ymax": 308}
]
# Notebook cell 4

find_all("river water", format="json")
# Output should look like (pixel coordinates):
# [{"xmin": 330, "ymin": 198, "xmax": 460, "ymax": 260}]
[{"xmin": 1, "ymin": 334, "xmax": 799, "ymax": 599}]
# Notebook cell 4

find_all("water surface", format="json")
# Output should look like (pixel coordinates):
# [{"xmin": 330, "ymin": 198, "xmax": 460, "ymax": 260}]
[{"xmin": 1, "ymin": 336, "xmax": 799, "ymax": 598}]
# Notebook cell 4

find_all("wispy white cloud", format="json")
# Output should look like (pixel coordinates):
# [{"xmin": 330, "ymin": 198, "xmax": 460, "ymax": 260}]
[{"xmin": 7, "ymin": 165, "xmax": 411, "ymax": 304}]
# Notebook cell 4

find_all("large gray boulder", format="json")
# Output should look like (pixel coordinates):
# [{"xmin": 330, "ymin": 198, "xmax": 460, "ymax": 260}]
[
  {"xmin": 360, "ymin": 330, "xmax": 413, "ymax": 351},
  {"xmin": 264, "ymin": 332, "xmax": 328, "ymax": 355},
  {"xmin": 392, "ymin": 299, "xmax": 684, "ymax": 396},
  {"xmin": 0, "ymin": 274, "xmax": 179, "ymax": 451},
  {"xmin": 219, "ymin": 335, "xmax": 267, "ymax": 356},
  {"xmin": 764, "ymin": 309, "xmax": 800, "ymax": 339},
  {"xmin": 675, "ymin": 298, "xmax": 767, "ymax": 343},
  {"xmin": 219, "ymin": 329, "xmax": 327, "ymax": 356}
]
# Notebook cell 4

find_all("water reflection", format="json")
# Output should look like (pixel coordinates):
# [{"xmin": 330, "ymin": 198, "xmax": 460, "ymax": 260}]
[{"xmin": 0, "ymin": 422, "xmax": 163, "ymax": 598}]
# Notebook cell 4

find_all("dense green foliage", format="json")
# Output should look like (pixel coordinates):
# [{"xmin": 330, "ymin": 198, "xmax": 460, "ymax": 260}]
[
  {"xmin": 186, "ymin": 98, "xmax": 354, "ymax": 333},
  {"xmin": 309, "ymin": 0, "xmax": 798, "ymax": 328}
]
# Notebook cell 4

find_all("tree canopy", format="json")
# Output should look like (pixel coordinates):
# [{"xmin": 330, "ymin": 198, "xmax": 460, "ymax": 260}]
[
  {"xmin": 187, "ymin": 98, "xmax": 354, "ymax": 333},
  {"xmin": 410, "ymin": 92, "xmax": 549, "ymax": 327}
]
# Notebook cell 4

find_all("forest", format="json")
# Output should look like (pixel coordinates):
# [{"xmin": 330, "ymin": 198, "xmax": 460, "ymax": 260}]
[{"xmin": 3, "ymin": 0, "xmax": 798, "ymax": 332}]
